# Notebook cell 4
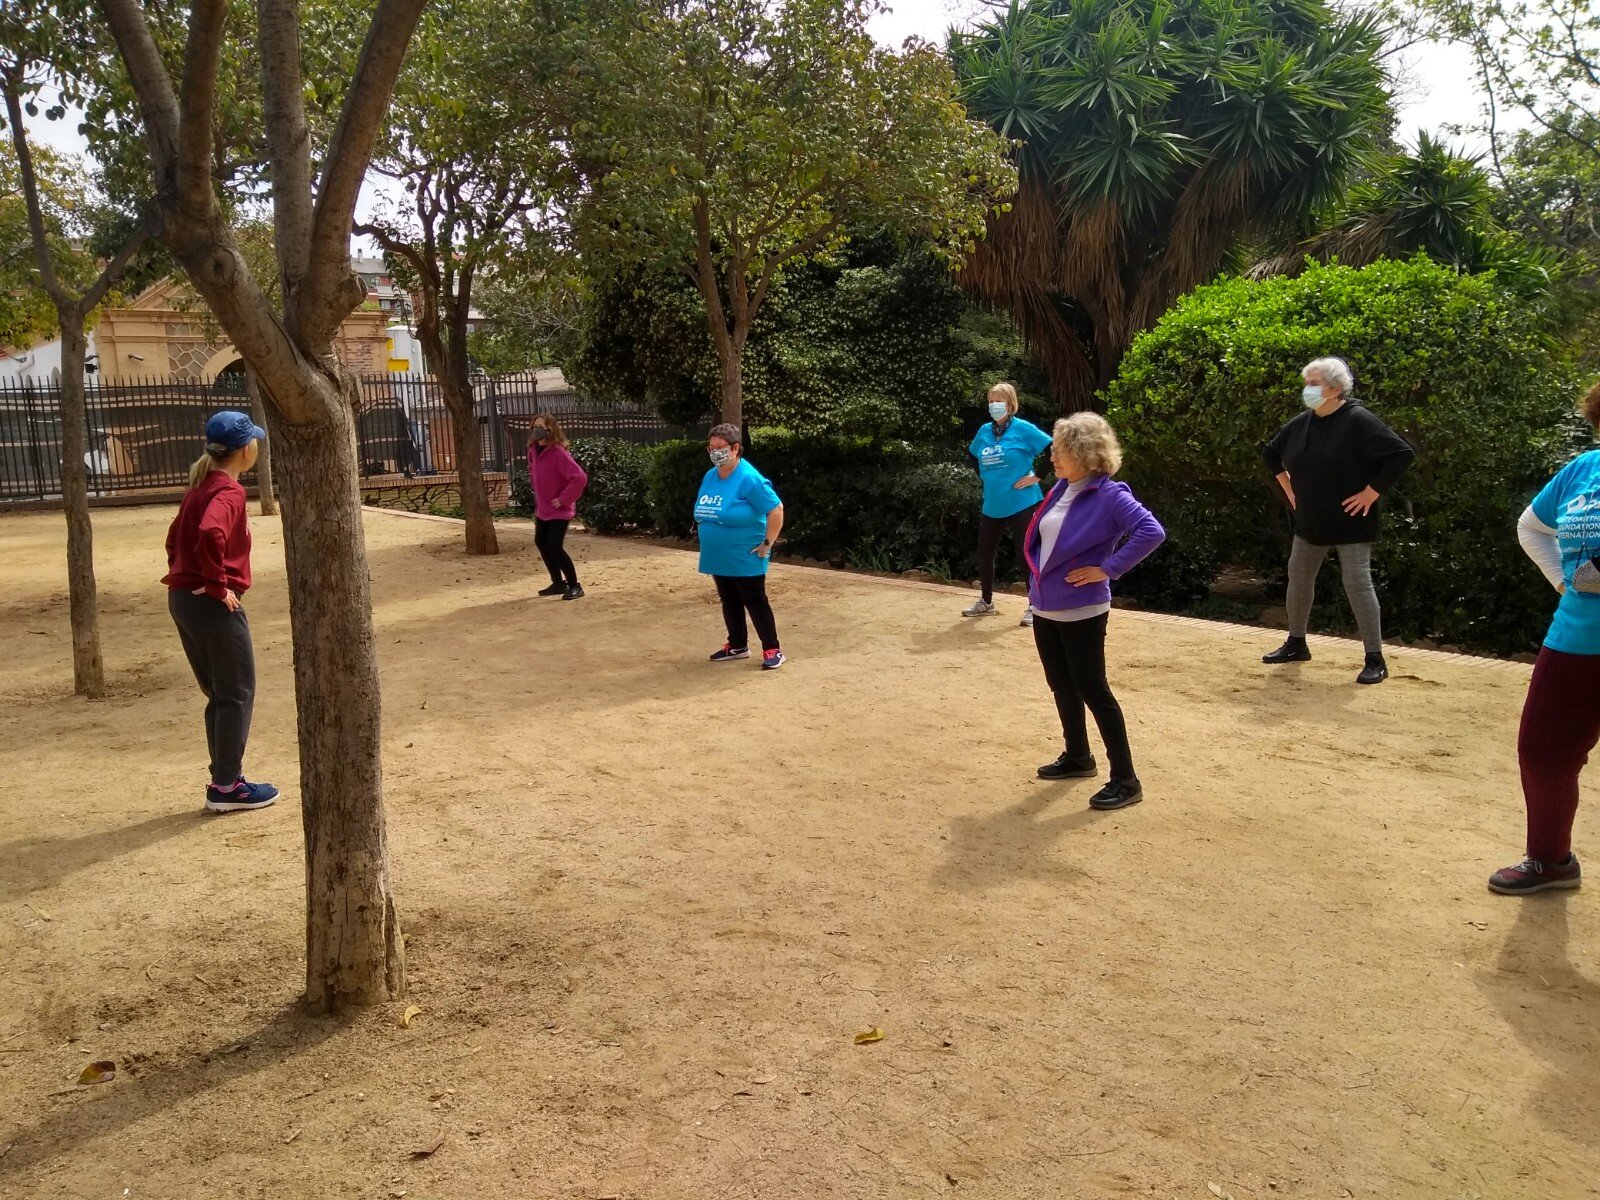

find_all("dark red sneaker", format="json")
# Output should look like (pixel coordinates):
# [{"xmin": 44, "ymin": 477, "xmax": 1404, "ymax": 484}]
[{"xmin": 1487, "ymin": 853, "xmax": 1581, "ymax": 895}]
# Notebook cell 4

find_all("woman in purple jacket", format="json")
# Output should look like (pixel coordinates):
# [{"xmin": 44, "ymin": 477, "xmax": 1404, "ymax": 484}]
[
  {"xmin": 1025, "ymin": 413, "xmax": 1166, "ymax": 810},
  {"xmin": 527, "ymin": 413, "xmax": 589, "ymax": 600}
]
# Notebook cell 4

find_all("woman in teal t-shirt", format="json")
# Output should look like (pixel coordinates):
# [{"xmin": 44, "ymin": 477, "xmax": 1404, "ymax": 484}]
[
  {"xmin": 965, "ymin": 382, "xmax": 1053, "ymax": 625},
  {"xmin": 1489, "ymin": 380, "xmax": 1600, "ymax": 895},
  {"xmin": 694, "ymin": 423, "xmax": 787, "ymax": 670}
]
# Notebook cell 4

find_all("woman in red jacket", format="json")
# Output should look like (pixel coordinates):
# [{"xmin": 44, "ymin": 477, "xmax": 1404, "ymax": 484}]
[
  {"xmin": 163, "ymin": 411, "xmax": 277, "ymax": 813},
  {"xmin": 527, "ymin": 413, "xmax": 590, "ymax": 600}
]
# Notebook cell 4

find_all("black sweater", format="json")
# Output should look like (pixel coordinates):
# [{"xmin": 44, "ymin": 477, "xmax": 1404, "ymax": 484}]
[{"xmin": 1262, "ymin": 402, "xmax": 1415, "ymax": 546}]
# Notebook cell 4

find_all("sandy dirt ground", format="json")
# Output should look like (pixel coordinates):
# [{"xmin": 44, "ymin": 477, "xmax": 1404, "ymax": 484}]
[{"xmin": 1, "ymin": 504, "xmax": 1597, "ymax": 1200}]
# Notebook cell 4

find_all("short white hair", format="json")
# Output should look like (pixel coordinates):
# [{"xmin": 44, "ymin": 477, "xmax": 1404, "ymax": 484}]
[{"xmin": 1303, "ymin": 357, "xmax": 1354, "ymax": 396}]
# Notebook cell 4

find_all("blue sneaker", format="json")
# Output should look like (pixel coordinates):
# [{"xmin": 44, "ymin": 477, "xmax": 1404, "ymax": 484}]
[
  {"xmin": 205, "ymin": 778, "xmax": 279, "ymax": 813},
  {"xmin": 761, "ymin": 648, "xmax": 786, "ymax": 671},
  {"xmin": 709, "ymin": 643, "xmax": 750, "ymax": 662}
]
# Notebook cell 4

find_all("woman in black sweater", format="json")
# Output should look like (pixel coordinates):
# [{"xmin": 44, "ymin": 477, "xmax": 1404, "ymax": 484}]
[{"xmin": 1261, "ymin": 357, "xmax": 1415, "ymax": 684}]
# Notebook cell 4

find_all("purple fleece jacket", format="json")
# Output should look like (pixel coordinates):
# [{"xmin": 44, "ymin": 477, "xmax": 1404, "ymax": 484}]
[{"xmin": 1024, "ymin": 475, "xmax": 1166, "ymax": 612}]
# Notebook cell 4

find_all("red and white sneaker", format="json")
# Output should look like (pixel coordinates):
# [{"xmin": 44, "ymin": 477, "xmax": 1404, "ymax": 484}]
[{"xmin": 1487, "ymin": 853, "xmax": 1581, "ymax": 895}]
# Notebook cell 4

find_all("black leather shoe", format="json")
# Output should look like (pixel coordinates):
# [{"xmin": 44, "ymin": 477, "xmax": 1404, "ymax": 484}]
[
  {"xmin": 1357, "ymin": 653, "xmax": 1388, "ymax": 685},
  {"xmin": 1037, "ymin": 752, "xmax": 1097, "ymax": 780},
  {"xmin": 1089, "ymin": 779, "xmax": 1143, "ymax": 810},
  {"xmin": 538, "ymin": 582, "xmax": 566, "ymax": 597},
  {"xmin": 563, "ymin": 584, "xmax": 586, "ymax": 601},
  {"xmin": 1263, "ymin": 637, "xmax": 1312, "ymax": 664}
]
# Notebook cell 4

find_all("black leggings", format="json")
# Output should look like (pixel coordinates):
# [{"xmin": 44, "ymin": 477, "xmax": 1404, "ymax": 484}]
[
  {"xmin": 714, "ymin": 574, "xmax": 780, "ymax": 652},
  {"xmin": 977, "ymin": 504, "xmax": 1037, "ymax": 602},
  {"xmin": 1031, "ymin": 612, "xmax": 1136, "ymax": 782},
  {"xmin": 534, "ymin": 518, "xmax": 578, "ymax": 586},
  {"xmin": 169, "ymin": 588, "xmax": 257, "ymax": 788}
]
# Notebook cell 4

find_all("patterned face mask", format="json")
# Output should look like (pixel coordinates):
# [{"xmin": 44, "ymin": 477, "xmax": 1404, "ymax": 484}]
[{"xmin": 709, "ymin": 447, "xmax": 732, "ymax": 466}]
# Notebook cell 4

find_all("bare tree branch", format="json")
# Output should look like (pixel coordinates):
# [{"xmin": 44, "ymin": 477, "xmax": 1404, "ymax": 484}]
[
  {"xmin": 177, "ymin": 0, "xmax": 228, "ymax": 211},
  {"xmin": 96, "ymin": 0, "xmax": 182, "ymax": 170},
  {"xmin": 81, "ymin": 218, "xmax": 155, "ymax": 312},
  {"xmin": 1, "ymin": 65, "xmax": 67, "ymax": 306},
  {"xmin": 258, "ymin": 0, "xmax": 315, "ymax": 306}
]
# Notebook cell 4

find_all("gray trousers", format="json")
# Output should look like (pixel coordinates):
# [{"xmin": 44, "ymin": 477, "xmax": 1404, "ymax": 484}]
[
  {"xmin": 1286, "ymin": 537, "xmax": 1383, "ymax": 653},
  {"xmin": 168, "ymin": 588, "xmax": 256, "ymax": 787}
]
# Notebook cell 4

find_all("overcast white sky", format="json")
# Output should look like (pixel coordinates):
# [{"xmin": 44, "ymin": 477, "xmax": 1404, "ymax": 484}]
[{"xmin": 24, "ymin": 0, "xmax": 1500, "ymax": 228}]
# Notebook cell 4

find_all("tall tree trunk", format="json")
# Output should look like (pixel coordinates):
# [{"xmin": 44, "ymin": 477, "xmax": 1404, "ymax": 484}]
[
  {"xmin": 712, "ymin": 328, "xmax": 744, "ymax": 428},
  {"xmin": 56, "ymin": 318, "xmax": 106, "ymax": 699},
  {"xmin": 271, "ymin": 396, "xmax": 404, "ymax": 1010},
  {"xmin": 441, "ymin": 375, "xmax": 499, "ymax": 555},
  {"xmin": 245, "ymin": 368, "xmax": 279, "ymax": 516}
]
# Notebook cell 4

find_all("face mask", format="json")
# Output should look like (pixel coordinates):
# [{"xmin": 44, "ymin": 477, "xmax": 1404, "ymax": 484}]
[
  {"xmin": 988, "ymin": 402, "xmax": 1010, "ymax": 422},
  {"xmin": 709, "ymin": 447, "xmax": 732, "ymax": 466},
  {"xmin": 1301, "ymin": 385, "xmax": 1325, "ymax": 409},
  {"xmin": 531, "ymin": 426, "xmax": 549, "ymax": 441}
]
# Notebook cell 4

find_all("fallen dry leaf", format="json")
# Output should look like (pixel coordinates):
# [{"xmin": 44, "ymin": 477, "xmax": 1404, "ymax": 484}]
[
  {"xmin": 400, "ymin": 1005, "xmax": 423, "ymax": 1029},
  {"xmin": 752, "ymin": 1075, "xmax": 774, "ymax": 1085},
  {"xmin": 77, "ymin": 1061, "xmax": 116, "ymax": 1086},
  {"xmin": 284, "ymin": 1129, "xmax": 301, "ymax": 1145},
  {"xmin": 853, "ymin": 1027, "xmax": 885, "ymax": 1045},
  {"xmin": 1207, "ymin": 1184, "xmax": 1235, "ymax": 1200},
  {"xmin": 24, "ymin": 903, "xmax": 52, "ymax": 922},
  {"xmin": 410, "ymin": 1133, "xmax": 446, "ymax": 1159}
]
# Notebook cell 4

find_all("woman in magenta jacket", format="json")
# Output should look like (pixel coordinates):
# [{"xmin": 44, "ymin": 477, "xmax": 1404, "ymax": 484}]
[
  {"xmin": 527, "ymin": 413, "xmax": 589, "ymax": 600},
  {"xmin": 1025, "ymin": 413, "xmax": 1165, "ymax": 810}
]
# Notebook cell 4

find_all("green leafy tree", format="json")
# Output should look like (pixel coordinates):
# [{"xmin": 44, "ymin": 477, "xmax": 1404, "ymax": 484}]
[
  {"xmin": 361, "ymin": 0, "xmax": 584, "ymax": 555},
  {"xmin": 574, "ymin": 0, "xmax": 1015, "ymax": 426},
  {"xmin": 953, "ymin": 0, "xmax": 1392, "ymax": 411},
  {"xmin": 1, "ymin": 16, "xmax": 155, "ymax": 700},
  {"xmin": 0, "ymin": 141, "xmax": 92, "ymax": 352},
  {"xmin": 90, "ymin": 0, "xmax": 428, "ymax": 1010}
]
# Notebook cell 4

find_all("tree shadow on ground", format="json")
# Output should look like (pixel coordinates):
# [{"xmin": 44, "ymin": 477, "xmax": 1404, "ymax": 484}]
[
  {"xmin": 1477, "ymin": 895, "xmax": 1600, "ymax": 1146},
  {"xmin": 0, "ymin": 1001, "xmax": 348, "ymax": 1178},
  {"xmin": 0, "ymin": 811, "xmax": 204, "ymax": 906},
  {"xmin": 934, "ymin": 788, "xmax": 1114, "ymax": 893}
]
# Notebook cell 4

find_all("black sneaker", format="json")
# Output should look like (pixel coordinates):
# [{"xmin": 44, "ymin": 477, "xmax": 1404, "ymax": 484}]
[
  {"xmin": 1037, "ymin": 752, "xmax": 1097, "ymax": 780},
  {"xmin": 1088, "ymin": 779, "xmax": 1143, "ymax": 810},
  {"xmin": 1356, "ymin": 653, "xmax": 1388, "ymax": 685},
  {"xmin": 537, "ymin": 583, "xmax": 566, "ymax": 597},
  {"xmin": 709, "ymin": 643, "xmax": 750, "ymax": 662},
  {"xmin": 563, "ymin": 584, "xmax": 585, "ymax": 601},
  {"xmin": 1263, "ymin": 636, "xmax": 1311, "ymax": 664}
]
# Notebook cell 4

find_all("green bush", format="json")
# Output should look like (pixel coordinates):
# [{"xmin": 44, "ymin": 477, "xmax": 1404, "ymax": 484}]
[
  {"xmin": 647, "ymin": 439, "xmax": 711, "ymax": 538},
  {"xmin": 569, "ymin": 437, "xmax": 654, "ymax": 533},
  {"xmin": 508, "ymin": 455, "xmax": 535, "ymax": 517},
  {"xmin": 1106, "ymin": 255, "xmax": 1585, "ymax": 651}
]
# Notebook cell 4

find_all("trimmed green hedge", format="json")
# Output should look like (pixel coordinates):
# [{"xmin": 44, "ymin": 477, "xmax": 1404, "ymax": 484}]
[
  {"xmin": 1106, "ymin": 255, "xmax": 1587, "ymax": 651},
  {"xmin": 570, "ymin": 437, "xmax": 654, "ymax": 533}
]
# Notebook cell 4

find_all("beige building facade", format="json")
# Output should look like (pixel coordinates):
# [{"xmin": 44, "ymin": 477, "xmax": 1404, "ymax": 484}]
[{"xmin": 92, "ymin": 279, "xmax": 391, "ymax": 381}]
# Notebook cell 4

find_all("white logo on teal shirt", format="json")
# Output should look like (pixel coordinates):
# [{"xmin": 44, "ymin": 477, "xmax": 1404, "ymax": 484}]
[{"xmin": 979, "ymin": 444, "xmax": 1007, "ymax": 470}]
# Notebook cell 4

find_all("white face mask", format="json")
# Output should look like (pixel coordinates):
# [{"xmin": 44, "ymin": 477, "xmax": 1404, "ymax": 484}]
[
  {"xmin": 1302, "ymin": 385, "xmax": 1326, "ymax": 410},
  {"xmin": 988, "ymin": 402, "xmax": 1010, "ymax": 422}
]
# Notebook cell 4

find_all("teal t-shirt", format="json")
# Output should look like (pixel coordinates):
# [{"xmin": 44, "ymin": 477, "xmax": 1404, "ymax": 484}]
[
  {"xmin": 694, "ymin": 459, "xmax": 782, "ymax": 577},
  {"xmin": 1531, "ymin": 448, "xmax": 1600, "ymax": 655},
  {"xmin": 969, "ymin": 418, "xmax": 1053, "ymax": 518}
]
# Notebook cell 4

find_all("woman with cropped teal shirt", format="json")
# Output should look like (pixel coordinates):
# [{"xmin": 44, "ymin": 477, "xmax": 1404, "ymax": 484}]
[{"xmin": 964, "ymin": 382, "xmax": 1052, "ymax": 625}]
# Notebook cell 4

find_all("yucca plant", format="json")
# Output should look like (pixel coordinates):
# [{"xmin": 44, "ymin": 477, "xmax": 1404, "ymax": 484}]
[{"xmin": 951, "ymin": 0, "xmax": 1391, "ymax": 411}]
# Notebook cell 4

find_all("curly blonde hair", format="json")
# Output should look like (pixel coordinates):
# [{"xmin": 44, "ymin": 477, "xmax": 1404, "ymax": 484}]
[{"xmin": 1052, "ymin": 412, "xmax": 1123, "ymax": 477}]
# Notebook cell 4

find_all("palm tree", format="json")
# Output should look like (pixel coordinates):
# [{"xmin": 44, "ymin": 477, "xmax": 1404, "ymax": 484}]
[
  {"xmin": 1249, "ymin": 132, "xmax": 1554, "ymax": 293},
  {"xmin": 952, "ymin": 0, "xmax": 1391, "ymax": 411}
]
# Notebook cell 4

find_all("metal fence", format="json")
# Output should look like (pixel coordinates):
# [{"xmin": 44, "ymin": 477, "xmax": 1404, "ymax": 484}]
[{"xmin": 0, "ymin": 371, "xmax": 706, "ymax": 504}]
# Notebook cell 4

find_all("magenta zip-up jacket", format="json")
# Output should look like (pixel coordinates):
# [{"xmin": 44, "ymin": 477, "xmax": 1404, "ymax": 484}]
[
  {"xmin": 1024, "ymin": 474, "xmax": 1166, "ymax": 612},
  {"xmin": 528, "ymin": 443, "xmax": 589, "ymax": 521}
]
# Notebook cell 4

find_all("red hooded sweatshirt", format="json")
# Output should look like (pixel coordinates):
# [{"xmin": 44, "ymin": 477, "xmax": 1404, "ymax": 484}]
[
  {"xmin": 528, "ymin": 442, "xmax": 589, "ymax": 521},
  {"xmin": 162, "ymin": 471, "xmax": 251, "ymax": 601}
]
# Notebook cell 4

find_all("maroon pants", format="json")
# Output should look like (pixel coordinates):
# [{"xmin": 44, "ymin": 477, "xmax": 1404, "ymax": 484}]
[{"xmin": 1518, "ymin": 647, "xmax": 1600, "ymax": 861}]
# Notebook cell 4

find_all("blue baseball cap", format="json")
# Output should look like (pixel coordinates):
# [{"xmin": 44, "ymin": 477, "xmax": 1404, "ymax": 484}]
[{"xmin": 204, "ymin": 410, "xmax": 266, "ymax": 449}]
